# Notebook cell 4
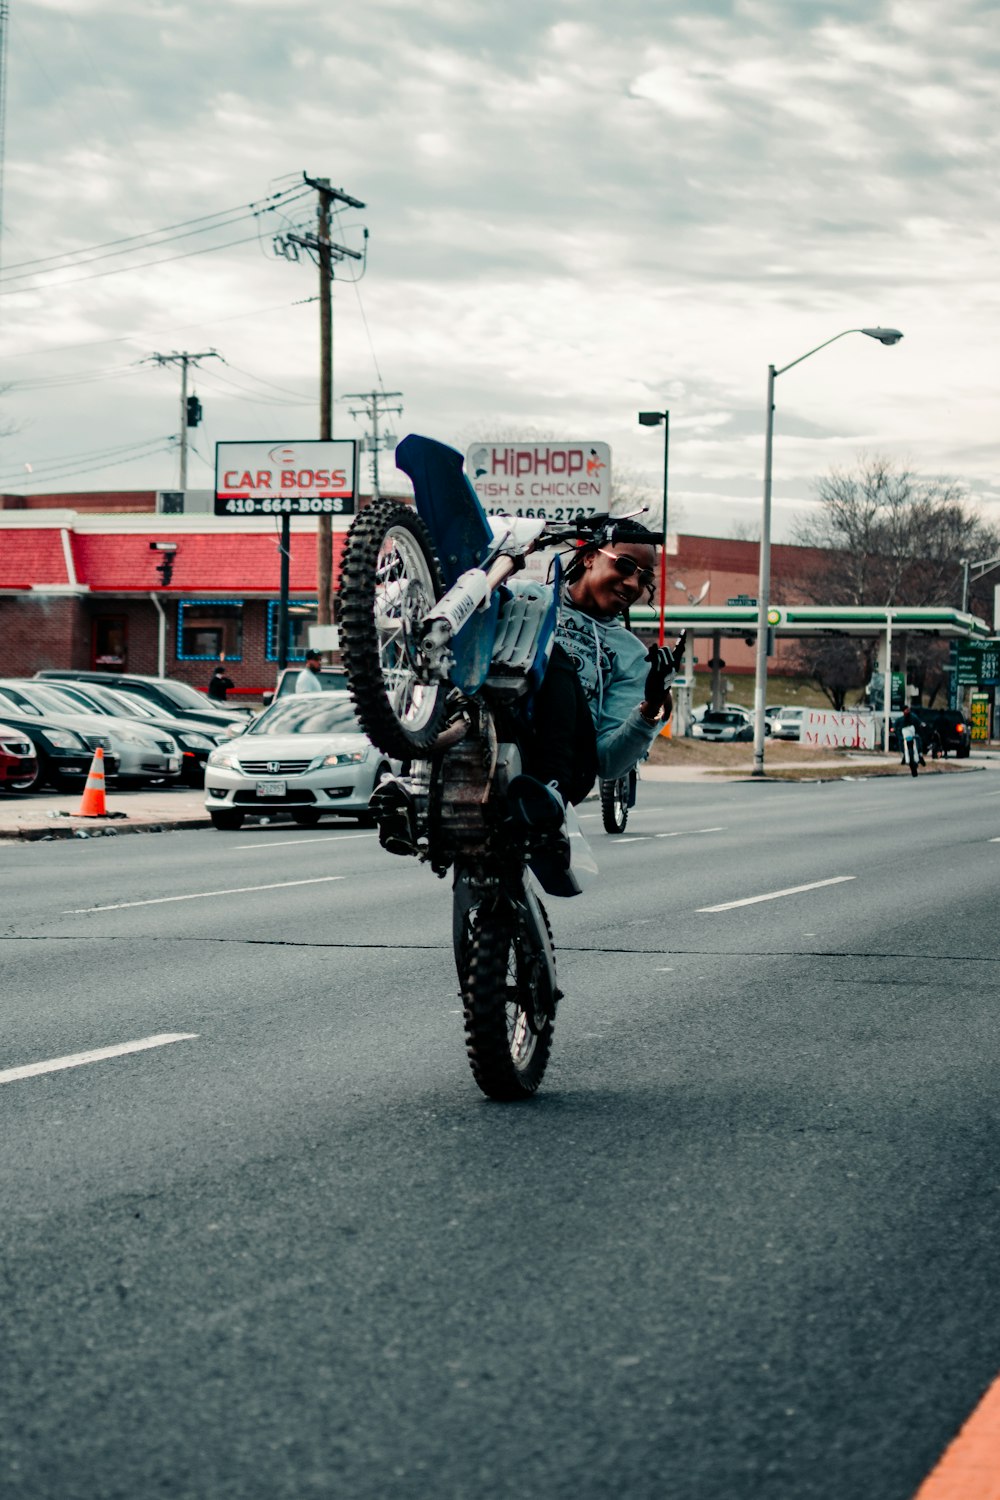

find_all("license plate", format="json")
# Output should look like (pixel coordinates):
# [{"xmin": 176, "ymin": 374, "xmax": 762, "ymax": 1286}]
[{"xmin": 255, "ymin": 779, "xmax": 286, "ymax": 797}]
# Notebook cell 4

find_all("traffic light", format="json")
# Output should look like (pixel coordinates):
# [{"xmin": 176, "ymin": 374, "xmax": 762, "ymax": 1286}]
[
  {"xmin": 186, "ymin": 395, "xmax": 203, "ymax": 428},
  {"xmin": 155, "ymin": 556, "xmax": 175, "ymax": 585}
]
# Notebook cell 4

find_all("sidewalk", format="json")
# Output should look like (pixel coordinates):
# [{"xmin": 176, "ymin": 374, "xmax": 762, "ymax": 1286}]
[
  {"xmin": 3, "ymin": 750, "xmax": 997, "ymax": 841},
  {"xmin": 642, "ymin": 750, "xmax": 999, "ymax": 783},
  {"xmin": 0, "ymin": 787, "xmax": 212, "ymax": 842}
]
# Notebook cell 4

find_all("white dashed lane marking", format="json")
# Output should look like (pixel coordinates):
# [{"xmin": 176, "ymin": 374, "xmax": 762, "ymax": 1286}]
[
  {"xmin": 0, "ymin": 1033, "xmax": 198, "ymax": 1086},
  {"xmin": 698, "ymin": 875, "xmax": 856, "ymax": 913},
  {"xmin": 65, "ymin": 876, "xmax": 345, "ymax": 913}
]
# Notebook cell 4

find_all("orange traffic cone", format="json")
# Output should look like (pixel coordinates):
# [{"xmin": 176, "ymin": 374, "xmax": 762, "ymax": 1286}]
[{"xmin": 76, "ymin": 746, "xmax": 107, "ymax": 817}]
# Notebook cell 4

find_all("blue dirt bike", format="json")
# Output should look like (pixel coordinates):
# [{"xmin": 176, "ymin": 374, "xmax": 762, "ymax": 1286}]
[{"xmin": 337, "ymin": 433, "xmax": 617, "ymax": 1100}]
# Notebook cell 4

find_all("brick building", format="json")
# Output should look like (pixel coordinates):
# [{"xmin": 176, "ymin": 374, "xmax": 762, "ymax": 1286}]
[{"xmin": 0, "ymin": 488, "xmax": 822, "ymax": 693}]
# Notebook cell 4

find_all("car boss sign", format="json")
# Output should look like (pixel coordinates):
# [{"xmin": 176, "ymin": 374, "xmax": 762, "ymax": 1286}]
[
  {"xmin": 215, "ymin": 440, "xmax": 358, "ymax": 516},
  {"xmin": 466, "ymin": 441, "xmax": 612, "ymax": 519}
]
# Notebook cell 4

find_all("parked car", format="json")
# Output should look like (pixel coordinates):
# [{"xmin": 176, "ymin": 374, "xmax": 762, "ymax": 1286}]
[
  {"xmin": 0, "ymin": 706, "xmax": 118, "ymax": 790},
  {"xmin": 30, "ymin": 680, "xmax": 228, "ymax": 786},
  {"xmin": 35, "ymin": 670, "xmax": 250, "ymax": 731},
  {"xmin": 0, "ymin": 681, "xmax": 181, "ymax": 788},
  {"xmin": 204, "ymin": 691, "xmax": 396, "ymax": 830},
  {"xmin": 887, "ymin": 707, "xmax": 971, "ymax": 758},
  {"xmin": 0, "ymin": 723, "xmax": 39, "ymax": 792},
  {"xmin": 769, "ymin": 706, "xmax": 806, "ymax": 741},
  {"xmin": 690, "ymin": 709, "xmax": 754, "ymax": 743},
  {"xmin": 263, "ymin": 665, "xmax": 349, "ymax": 705}
]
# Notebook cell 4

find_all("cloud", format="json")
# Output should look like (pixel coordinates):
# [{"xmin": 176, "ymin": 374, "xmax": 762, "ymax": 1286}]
[{"xmin": 0, "ymin": 0, "xmax": 997, "ymax": 534}]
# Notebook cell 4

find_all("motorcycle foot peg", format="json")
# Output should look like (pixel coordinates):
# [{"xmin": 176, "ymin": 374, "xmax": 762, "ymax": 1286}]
[{"xmin": 370, "ymin": 780, "xmax": 418, "ymax": 858}]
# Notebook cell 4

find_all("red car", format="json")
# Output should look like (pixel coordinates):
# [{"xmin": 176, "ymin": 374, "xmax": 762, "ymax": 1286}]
[{"xmin": 0, "ymin": 722, "xmax": 39, "ymax": 792}]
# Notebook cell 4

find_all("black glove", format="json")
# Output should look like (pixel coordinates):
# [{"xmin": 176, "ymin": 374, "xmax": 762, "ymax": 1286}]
[{"xmin": 643, "ymin": 639, "xmax": 681, "ymax": 715}]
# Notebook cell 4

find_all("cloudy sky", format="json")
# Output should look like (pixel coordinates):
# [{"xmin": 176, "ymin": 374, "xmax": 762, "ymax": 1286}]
[{"xmin": 1, "ymin": 0, "xmax": 997, "ymax": 539}]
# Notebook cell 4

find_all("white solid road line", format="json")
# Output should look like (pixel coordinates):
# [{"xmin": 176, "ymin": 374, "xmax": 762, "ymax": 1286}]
[
  {"xmin": 234, "ymin": 832, "xmax": 374, "ymax": 850},
  {"xmin": 697, "ymin": 875, "xmax": 856, "ymax": 913},
  {"xmin": 65, "ymin": 875, "xmax": 345, "ymax": 914},
  {"xmin": 0, "ymin": 1033, "xmax": 198, "ymax": 1086}
]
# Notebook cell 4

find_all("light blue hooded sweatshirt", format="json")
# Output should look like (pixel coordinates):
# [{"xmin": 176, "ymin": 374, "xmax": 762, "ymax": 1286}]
[{"xmin": 555, "ymin": 599, "xmax": 660, "ymax": 779}]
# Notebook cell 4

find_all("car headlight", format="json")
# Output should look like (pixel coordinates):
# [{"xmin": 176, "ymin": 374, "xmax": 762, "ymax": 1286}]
[
  {"xmin": 207, "ymin": 750, "xmax": 239, "ymax": 768},
  {"xmin": 180, "ymin": 732, "xmax": 215, "ymax": 751},
  {"xmin": 115, "ymin": 729, "xmax": 161, "ymax": 748},
  {"xmin": 313, "ymin": 750, "xmax": 368, "ymax": 768},
  {"xmin": 46, "ymin": 728, "xmax": 88, "ymax": 750}
]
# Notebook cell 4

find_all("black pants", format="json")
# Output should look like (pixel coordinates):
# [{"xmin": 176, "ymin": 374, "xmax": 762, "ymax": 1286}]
[{"xmin": 520, "ymin": 643, "xmax": 599, "ymax": 806}]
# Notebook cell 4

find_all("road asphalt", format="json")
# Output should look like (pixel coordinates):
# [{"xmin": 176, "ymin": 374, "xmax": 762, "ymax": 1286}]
[
  {"xmin": 0, "ymin": 750, "xmax": 994, "ymax": 840},
  {"xmin": 5, "ymin": 772, "xmax": 1000, "ymax": 1498}
]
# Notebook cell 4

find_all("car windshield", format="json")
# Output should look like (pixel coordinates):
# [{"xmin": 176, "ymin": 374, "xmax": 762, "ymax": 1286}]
[
  {"xmin": 0, "ymin": 685, "xmax": 46, "ymax": 716},
  {"xmin": 29, "ymin": 684, "xmax": 102, "ymax": 716},
  {"xmin": 101, "ymin": 688, "xmax": 160, "ymax": 720},
  {"xmin": 155, "ymin": 680, "xmax": 222, "ymax": 711},
  {"xmin": 704, "ymin": 712, "xmax": 741, "ymax": 725},
  {"xmin": 780, "ymin": 708, "xmax": 804, "ymax": 719},
  {"xmin": 248, "ymin": 696, "xmax": 362, "ymax": 736}
]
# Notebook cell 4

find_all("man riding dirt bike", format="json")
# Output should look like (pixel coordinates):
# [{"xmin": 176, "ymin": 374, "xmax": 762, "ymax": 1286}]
[{"xmin": 337, "ymin": 435, "xmax": 681, "ymax": 1100}]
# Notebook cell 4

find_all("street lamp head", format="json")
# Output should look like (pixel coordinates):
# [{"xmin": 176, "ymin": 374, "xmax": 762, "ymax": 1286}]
[
  {"xmin": 638, "ymin": 411, "xmax": 665, "ymax": 426},
  {"xmin": 861, "ymin": 327, "xmax": 904, "ymax": 345}
]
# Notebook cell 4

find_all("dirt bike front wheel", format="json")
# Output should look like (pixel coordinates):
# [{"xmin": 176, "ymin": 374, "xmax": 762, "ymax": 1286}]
[
  {"xmin": 338, "ymin": 499, "xmax": 451, "ymax": 758},
  {"xmin": 459, "ymin": 893, "xmax": 555, "ymax": 1101},
  {"xmin": 600, "ymin": 775, "xmax": 630, "ymax": 833}
]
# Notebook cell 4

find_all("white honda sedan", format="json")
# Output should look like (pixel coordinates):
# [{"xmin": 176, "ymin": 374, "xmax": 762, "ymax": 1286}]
[{"xmin": 204, "ymin": 691, "xmax": 396, "ymax": 831}]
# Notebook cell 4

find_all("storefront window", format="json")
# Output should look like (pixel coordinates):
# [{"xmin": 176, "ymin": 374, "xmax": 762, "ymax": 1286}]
[
  {"xmin": 177, "ymin": 600, "xmax": 243, "ymax": 661},
  {"xmin": 266, "ymin": 600, "xmax": 318, "ymax": 662}
]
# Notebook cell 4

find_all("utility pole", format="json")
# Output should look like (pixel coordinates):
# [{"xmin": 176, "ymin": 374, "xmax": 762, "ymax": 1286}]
[
  {"xmin": 273, "ymin": 173, "xmax": 366, "ymax": 632},
  {"xmin": 150, "ymin": 351, "xmax": 219, "ymax": 490},
  {"xmin": 342, "ymin": 390, "xmax": 403, "ymax": 500},
  {"xmin": 0, "ymin": 0, "xmax": 9, "ymax": 277}
]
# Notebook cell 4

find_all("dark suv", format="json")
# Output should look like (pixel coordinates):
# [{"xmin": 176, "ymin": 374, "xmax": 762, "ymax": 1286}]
[{"xmin": 888, "ymin": 707, "xmax": 971, "ymax": 758}]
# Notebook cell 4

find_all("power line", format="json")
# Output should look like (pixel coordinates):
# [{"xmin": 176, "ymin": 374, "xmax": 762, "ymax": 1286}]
[
  {"xmin": 0, "ymin": 435, "xmax": 176, "ymax": 487},
  {"xmin": 342, "ymin": 389, "xmax": 403, "ymax": 500},
  {"xmin": 0, "ymin": 228, "xmax": 269, "ymax": 298},
  {"xmin": 146, "ymin": 350, "xmax": 220, "ymax": 491},
  {"xmin": 0, "ymin": 184, "xmax": 310, "ymax": 280},
  {"xmin": 0, "ymin": 295, "xmax": 313, "ymax": 360}
]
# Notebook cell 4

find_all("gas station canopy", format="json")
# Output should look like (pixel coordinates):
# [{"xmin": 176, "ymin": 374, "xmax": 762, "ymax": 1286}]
[{"xmin": 629, "ymin": 604, "xmax": 993, "ymax": 639}]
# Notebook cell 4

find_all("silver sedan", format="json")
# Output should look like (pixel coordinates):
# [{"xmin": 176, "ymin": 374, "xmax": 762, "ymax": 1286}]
[
  {"xmin": 0, "ymin": 681, "xmax": 182, "ymax": 787},
  {"xmin": 204, "ymin": 692, "xmax": 396, "ymax": 830}
]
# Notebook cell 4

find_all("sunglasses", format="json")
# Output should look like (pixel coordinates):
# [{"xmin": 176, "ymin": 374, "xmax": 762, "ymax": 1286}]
[{"xmin": 596, "ymin": 549, "xmax": 656, "ymax": 594}]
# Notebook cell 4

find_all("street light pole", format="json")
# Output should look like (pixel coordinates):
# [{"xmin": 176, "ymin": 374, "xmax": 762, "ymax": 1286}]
[
  {"xmin": 750, "ymin": 327, "xmax": 904, "ymax": 776},
  {"xmin": 638, "ymin": 410, "xmax": 669, "ymax": 645}
]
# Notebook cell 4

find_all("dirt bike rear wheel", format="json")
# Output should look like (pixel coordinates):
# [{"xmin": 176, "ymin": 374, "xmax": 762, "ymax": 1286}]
[
  {"xmin": 459, "ymin": 894, "xmax": 554, "ymax": 1101},
  {"xmin": 600, "ymin": 775, "xmax": 630, "ymax": 833},
  {"xmin": 338, "ymin": 499, "xmax": 450, "ymax": 758}
]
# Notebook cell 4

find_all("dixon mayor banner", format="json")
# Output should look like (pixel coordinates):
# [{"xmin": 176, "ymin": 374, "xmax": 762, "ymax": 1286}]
[
  {"xmin": 215, "ymin": 440, "xmax": 357, "ymax": 516},
  {"xmin": 466, "ymin": 441, "xmax": 612, "ymax": 520}
]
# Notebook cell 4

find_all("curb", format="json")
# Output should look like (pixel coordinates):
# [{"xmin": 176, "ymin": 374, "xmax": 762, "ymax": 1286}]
[{"xmin": 1, "ymin": 816, "xmax": 213, "ymax": 843}]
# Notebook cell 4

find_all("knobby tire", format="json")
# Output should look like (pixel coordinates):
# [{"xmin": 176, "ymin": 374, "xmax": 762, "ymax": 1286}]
[
  {"xmin": 338, "ymin": 498, "xmax": 450, "ymax": 759},
  {"xmin": 600, "ymin": 775, "xmax": 630, "ymax": 833},
  {"xmin": 460, "ymin": 894, "xmax": 554, "ymax": 1101}
]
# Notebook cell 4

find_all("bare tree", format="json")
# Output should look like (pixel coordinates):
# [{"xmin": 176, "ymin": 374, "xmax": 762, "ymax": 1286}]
[{"xmin": 787, "ymin": 455, "xmax": 1000, "ymax": 706}]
